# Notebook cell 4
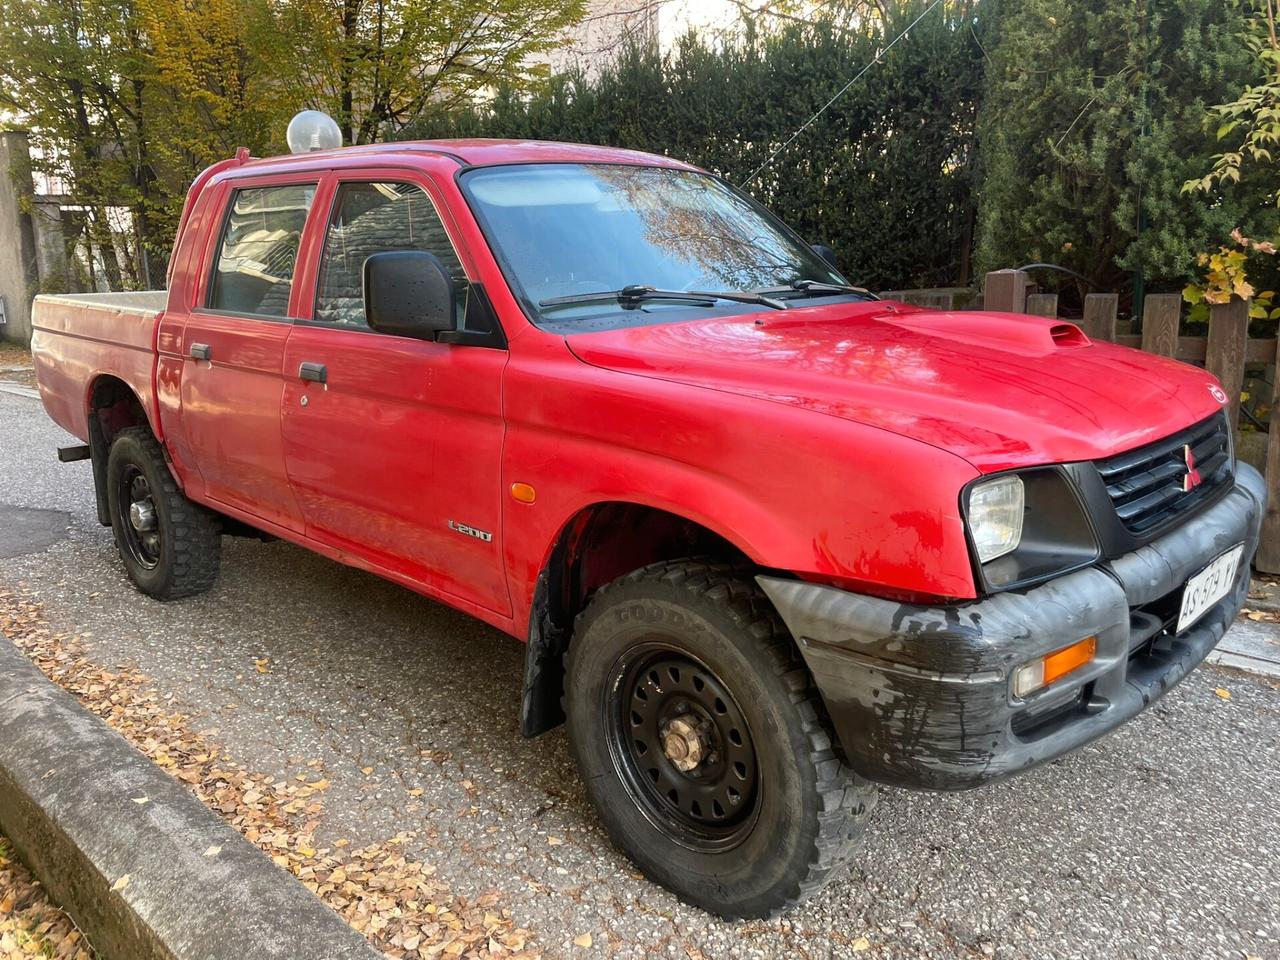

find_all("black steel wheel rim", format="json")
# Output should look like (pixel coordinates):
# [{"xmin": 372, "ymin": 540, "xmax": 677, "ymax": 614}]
[
  {"xmin": 605, "ymin": 642, "xmax": 760, "ymax": 852},
  {"xmin": 118, "ymin": 465, "xmax": 161, "ymax": 570}
]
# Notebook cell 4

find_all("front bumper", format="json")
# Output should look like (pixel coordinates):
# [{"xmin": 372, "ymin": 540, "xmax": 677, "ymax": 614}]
[{"xmin": 758, "ymin": 463, "xmax": 1266, "ymax": 791}]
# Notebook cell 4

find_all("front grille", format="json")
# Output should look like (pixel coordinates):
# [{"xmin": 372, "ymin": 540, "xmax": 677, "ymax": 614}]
[{"xmin": 1095, "ymin": 412, "xmax": 1232, "ymax": 535}]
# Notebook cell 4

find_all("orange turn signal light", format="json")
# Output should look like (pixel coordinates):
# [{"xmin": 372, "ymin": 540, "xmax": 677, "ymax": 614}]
[
  {"xmin": 1012, "ymin": 635, "xmax": 1097, "ymax": 699},
  {"xmin": 510, "ymin": 482, "xmax": 537, "ymax": 504}
]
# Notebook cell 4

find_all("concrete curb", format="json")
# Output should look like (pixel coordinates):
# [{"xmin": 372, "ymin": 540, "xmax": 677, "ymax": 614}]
[
  {"xmin": 0, "ymin": 382, "xmax": 40, "ymax": 399},
  {"xmin": 0, "ymin": 638, "xmax": 381, "ymax": 960}
]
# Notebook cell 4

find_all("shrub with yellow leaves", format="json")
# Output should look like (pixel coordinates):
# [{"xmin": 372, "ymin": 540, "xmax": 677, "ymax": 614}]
[{"xmin": 1183, "ymin": 228, "xmax": 1279, "ymax": 323}]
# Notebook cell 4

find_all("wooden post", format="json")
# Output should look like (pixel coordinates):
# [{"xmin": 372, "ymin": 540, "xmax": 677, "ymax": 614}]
[
  {"xmin": 1205, "ymin": 297, "xmax": 1250, "ymax": 430},
  {"xmin": 1080, "ymin": 293, "xmax": 1118, "ymax": 342},
  {"xmin": 1025, "ymin": 293, "xmax": 1058, "ymax": 318},
  {"xmin": 1255, "ymin": 334, "xmax": 1280, "ymax": 572},
  {"xmin": 984, "ymin": 270, "xmax": 1027, "ymax": 313},
  {"xmin": 1140, "ymin": 293, "xmax": 1180, "ymax": 358}
]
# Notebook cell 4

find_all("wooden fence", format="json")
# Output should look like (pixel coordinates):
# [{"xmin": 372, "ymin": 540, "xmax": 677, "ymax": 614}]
[{"xmin": 980, "ymin": 269, "xmax": 1280, "ymax": 573}]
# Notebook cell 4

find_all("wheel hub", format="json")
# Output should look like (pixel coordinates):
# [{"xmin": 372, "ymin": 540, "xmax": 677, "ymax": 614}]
[
  {"xmin": 660, "ymin": 715, "xmax": 707, "ymax": 772},
  {"xmin": 118, "ymin": 466, "xmax": 161, "ymax": 570},
  {"xmin": 129, "ymin": 499, "xmax": 157, "ymax": 532}
]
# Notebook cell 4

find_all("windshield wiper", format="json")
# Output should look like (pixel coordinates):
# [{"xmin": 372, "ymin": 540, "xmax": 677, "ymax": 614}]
[
  {"xmin": 539, "ymin": 284, "xmax": 788, "ymax": 311},
  {"xmin": 785, "ymin": 279, "xmax": 877, "ymax": 299}
]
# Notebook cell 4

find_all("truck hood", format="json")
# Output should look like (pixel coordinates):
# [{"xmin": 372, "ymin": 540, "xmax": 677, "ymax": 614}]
[{"xmin": 565, "ymin": 301, "xmax": 1228, "ymax": 472}]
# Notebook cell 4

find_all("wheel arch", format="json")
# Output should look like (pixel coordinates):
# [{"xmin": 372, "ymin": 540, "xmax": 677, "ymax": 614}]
[
  {"xmin": 520, "ymin": 500, "xmax": 756, "ymax": 737},
  {"xmin": 85, "ymin": 374, "xmax": 163, "ymax": 526}
]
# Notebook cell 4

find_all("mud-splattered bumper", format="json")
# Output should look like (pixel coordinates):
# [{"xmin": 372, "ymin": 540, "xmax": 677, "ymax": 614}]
[{"xmin": 758, "ymin": 463, "xmax": 1267, "ymax": 791}]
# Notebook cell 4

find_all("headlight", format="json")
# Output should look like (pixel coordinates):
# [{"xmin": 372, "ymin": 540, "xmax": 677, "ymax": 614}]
[
  {"xmin": 964, "ymin": 467, "xmax": 1102, "ymax": 592},
  {"xmin": 967, "ymin": 475, "xmax": 1024, "ymax": 563}
]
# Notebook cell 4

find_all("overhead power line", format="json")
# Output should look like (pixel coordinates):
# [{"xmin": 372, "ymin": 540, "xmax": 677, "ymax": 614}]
[{"xmin": 739, "ymin": 0, "xmax": 946, "ymax": 188}]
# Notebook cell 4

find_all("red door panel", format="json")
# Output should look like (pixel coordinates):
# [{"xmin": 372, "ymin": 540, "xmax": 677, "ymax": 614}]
[
  {"xmin": 281, "ymin": 325, "xmax": 509, "ymax": 614},
  {"xmin": 181, "ymin": 315, "xmax": 304, "ymax": 531}
]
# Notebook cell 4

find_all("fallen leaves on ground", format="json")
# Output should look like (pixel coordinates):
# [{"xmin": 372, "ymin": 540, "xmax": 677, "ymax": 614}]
[
  {"xmin": 0, "ymin": 343, "xmax": 35, "ymax": 389},
  {"xmin": 0, "ymin": 343, "xmax": 30, "ymax": 369},
  {"xmin": 0, "ymin": 590, "xmax": 539, "ymax": 959},
  {"xmin": 1215, "ymin": 687, "xmax": 1232, "ymax": 700},
  {"xmin": 1240, "ymin": 606, "xmax": 1280, "ymax": 624},
  {"xmin": 0, "ymin": 834, "xmax": 94, "ymax": 959}
]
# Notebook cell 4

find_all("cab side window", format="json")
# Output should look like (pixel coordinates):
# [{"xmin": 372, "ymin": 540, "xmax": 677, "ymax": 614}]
[
  {"xmin": 315, "ymin": 181, "xmax": 464, "ymax": 327},
  {"xmin": 207, "ymin": 184, "xmax": 315, "ymax": 317}
]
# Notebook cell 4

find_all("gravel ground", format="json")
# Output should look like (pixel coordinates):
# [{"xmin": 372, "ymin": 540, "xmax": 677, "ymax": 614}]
[{"xmin": 1, "ymin": 389, "xmax": 1278, "ymax": 960}]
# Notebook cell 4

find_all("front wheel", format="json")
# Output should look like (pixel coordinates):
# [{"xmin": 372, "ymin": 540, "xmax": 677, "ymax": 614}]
[
  {"xmin": 105, "ymin": 426, "xmax": 221, "ymax": 600},
  {"xmin": 565, "ymin": 560, "xmax": 876, "ymax": 918}
]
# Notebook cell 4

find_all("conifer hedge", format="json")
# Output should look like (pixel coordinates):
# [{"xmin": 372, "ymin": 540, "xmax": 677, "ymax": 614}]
[
  {"xmin": 404, "ymin": 1, "xmax": 1276, "ymax": 299},
  {"xmin": 404, "ymin": 8, "xmax": 984, "ymax": 291}
]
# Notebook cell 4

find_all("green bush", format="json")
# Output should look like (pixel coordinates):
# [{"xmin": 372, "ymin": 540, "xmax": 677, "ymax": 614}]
[
  {"xmin": 975, "ymin": 0, "xmax": 1280, "ymax": 302},
  {"xmin": 403, "ymin": 7, "xmax": 985, "ymax": 291}
]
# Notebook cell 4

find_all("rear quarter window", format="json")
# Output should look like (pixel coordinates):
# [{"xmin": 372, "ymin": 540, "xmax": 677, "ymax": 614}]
[{"xmin": 207, "ymin": 183, "xmax": 316, "ymax": 318}]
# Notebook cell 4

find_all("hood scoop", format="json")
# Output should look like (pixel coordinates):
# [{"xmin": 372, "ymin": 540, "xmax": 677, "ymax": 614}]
[
  {"xmin": 878, "ymin": 309, "xmax": 1092, "ymax": 356},
  {"xmin": 1049, "ymin": 322, "xmax": 1090, "ymax": 347}
]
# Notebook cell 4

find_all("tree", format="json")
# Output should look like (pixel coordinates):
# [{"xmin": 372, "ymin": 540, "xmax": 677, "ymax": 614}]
[
  {"xmin": 1177, "ymin": 1, "xmax": 1280, "ymax": 324},
  {"xmin": 137, "ymin": 0, "xmax": 289, "ymax": 253},
  {"xmin": 0, "ymin": 0, "xmax": 150, "ymax": 286},
  {"xmin": 1183, "ymin": 0, "xmax": 1280, "ymax": 207},
  {"xmin": 0, "ymin": 0, "xmax": 588, "ymax": 285},
  {"xmin": 974, "ymin": 0, "xmax": 1279, "ymax": 304},
  {"xmin": 269, "ymin": 0, "xmax": 588, "ymax": 145},
  {"xmin": 404, "ymin": 3, "xmax": 985, "ymax": 291}
]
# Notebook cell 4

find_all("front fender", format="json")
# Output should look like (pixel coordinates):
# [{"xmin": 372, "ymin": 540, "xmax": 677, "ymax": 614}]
[{"xmin": 501, "ymin": 337, "xmax": 981, "ymax": 640}]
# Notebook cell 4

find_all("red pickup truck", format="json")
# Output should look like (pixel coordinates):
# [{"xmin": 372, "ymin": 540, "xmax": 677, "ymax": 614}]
[{"xmin": 32, "ymin": 139, "xmax": 1266, "ymax": 918}]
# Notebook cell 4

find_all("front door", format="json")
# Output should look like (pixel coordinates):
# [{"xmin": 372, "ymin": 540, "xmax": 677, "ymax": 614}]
[
  {"xmin": 179, "ymin": 178, "xmax": 319, "ymax": 532},
  {"xmin": 280, "ymin": 175, "xmax": 510, "ymax": 615}
]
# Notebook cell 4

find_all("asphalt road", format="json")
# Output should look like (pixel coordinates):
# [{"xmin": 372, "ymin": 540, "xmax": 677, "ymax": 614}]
[{"xmin": 2, "ymin": 388, "xmax": 1278, "ymax": 960}]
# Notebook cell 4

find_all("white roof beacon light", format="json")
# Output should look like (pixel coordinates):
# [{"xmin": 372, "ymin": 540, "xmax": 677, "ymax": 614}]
[{"xmin": 287, "ymin": 111, "xmax": 343, "ymax": 154}]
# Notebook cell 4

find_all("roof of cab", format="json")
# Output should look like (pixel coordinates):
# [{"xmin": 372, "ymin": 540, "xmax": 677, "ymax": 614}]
[{"xmin": 233, "ymin": 138, "xmax": 697, "ymax": 172}]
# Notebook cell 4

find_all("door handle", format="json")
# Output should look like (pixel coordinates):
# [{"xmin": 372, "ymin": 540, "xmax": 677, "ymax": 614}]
[
  {"xmin": 190, "ymin": 343, "xmax": 211, "ymax": 361},
  {"xmin": 298, "ymin": 362, "xmax": 327, "ymax": 384}
]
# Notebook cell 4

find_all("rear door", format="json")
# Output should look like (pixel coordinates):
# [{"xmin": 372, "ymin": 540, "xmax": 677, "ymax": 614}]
[
  {"xmin": 280, "ymin": 170, "xmax": 511, "ymax": 615},
  {"xmin": 179, "ymin": 176, "xmax": 321, "ymax": 532}
]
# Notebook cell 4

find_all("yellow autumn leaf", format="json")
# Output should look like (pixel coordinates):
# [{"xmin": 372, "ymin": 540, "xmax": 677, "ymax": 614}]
[
  {"xmin": 574, "ymin": 932, "xmax": 593, "ymax": 948},
  {"xmin": 1215, "ymin": 688, "xmax": 1232, "ymax": 699},
  {"xmin": 110, "ymin": 874, "xmax": 130, "ymax": 892},
  {"xmin": 852, "ymin": 937, "xmax": 872, "ymax": 952}
]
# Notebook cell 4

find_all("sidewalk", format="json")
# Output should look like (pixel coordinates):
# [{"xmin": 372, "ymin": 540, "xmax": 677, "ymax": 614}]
[{"xmin": 1213, "ymin": 578, "xmax": 1280, "ymax": 679}]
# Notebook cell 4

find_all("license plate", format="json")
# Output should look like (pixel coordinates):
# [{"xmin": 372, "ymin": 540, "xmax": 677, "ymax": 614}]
[{"xmin": 1177, "ymin": 544, "xmax": 1245, "ymax": 634}]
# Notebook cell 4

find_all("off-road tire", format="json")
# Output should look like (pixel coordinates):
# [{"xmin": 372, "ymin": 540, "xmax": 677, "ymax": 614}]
[
  {"xmin": 564, "ymin": 559, "xmax": 876, "ymax": 918},
  {"xmin": 105, "ymin": 426, "xmax": 221, "ymax": 600}
]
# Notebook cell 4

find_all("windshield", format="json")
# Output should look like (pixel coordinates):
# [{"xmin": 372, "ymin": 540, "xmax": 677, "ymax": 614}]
[{"xmin": 460, "ymin": 163, "xmax": 849, "ymax": 326}]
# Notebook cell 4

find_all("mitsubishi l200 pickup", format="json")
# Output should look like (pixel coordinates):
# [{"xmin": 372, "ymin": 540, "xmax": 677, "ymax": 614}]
[{"xmin": 31, "ymin": 137, "xmax": 1266, "ymax": 918}]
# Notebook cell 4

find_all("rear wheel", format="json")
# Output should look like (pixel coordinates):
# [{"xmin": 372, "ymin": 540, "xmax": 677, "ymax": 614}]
[
  {"xmin": 565, "ymin": 560, "xmax": 876, "ymax": 918},
  {"xmin": 105, "ymin": 426, "xmax": 221, "ymax": 600}
]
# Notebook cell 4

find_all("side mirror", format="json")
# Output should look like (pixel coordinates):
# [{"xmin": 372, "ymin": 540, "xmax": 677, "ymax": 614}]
[
  {"xmin": 810, "ymin": 243, "xmax": 839, "ymax": 269},
  {"xmin": 364, "ymin": 250, "xmax": 456, "ymax": 339}
]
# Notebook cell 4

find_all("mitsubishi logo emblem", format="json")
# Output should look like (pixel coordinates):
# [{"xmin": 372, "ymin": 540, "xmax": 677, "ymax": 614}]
[{"xmin": 1182, "ymin": 444, "xmax": 1202, "ymax": 492}]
